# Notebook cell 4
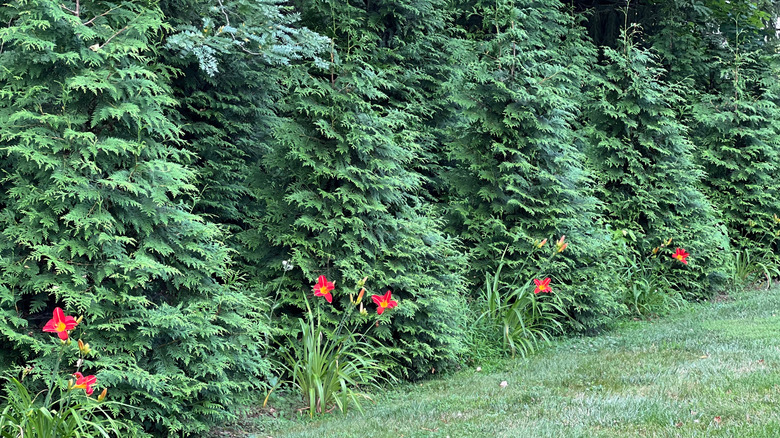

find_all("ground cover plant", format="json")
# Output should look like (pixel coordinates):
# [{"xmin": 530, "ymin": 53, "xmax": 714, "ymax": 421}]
[{"xmin": 262, "ymin": 286, "xmax": 780, "ymax": 438}]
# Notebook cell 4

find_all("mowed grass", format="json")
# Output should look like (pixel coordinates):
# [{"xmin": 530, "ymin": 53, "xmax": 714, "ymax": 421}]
[{"xmin": 263, "ymin": 288, "xmax": 780, "ymax": 437}]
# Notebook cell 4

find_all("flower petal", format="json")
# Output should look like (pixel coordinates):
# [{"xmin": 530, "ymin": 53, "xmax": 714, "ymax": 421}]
[
  {"xmin": 57, "ymin": 330, "xmax": 69, "ymax": 341},
  {"xmin": 64, "ymin": 316, "xmax": 78, "ymax": 330},
  {"xmin": 324, "ymin": 293, "xmax": 332, "ymax": 303},
  {"xmin": 53, "ymin": 307, "xmax": 65, "ymax": 325},
  {"xmin": 372, "ymin": 294, "xmax": 383, "ymax": 306},
  {"xmin": 43, "ymin": 319, "xmax": 58, "ymax": 333}
]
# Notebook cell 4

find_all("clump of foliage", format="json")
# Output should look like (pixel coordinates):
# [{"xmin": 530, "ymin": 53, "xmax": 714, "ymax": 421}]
[
  {"xmin": 442, "ymin": 0, "xmax": 622, "ymax": 330},
  {"xmin": 280, "ymin": 276, "xmax": 397, "ymax": 417},
  {"xmin": 0, "ymin": 308, "xmax": 138, "ymax": 437},
  {"xmin": 584, "ymin": 28, "xmax": 731, "ymax": 299},
  {"xmin": 474, "ymin": 243, "xmax": 571, "ymax": 358},
  {"xmin": 0, "ymin": 1, "xmax": 271, "ymax": 434}
]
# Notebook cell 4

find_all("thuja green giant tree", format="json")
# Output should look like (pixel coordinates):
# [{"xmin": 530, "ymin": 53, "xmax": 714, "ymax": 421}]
[
  {"xmin": 690, "ymin": 19, "xmax": 780, "ymax": 254},
  {"xmin": 585, "ymin": 30, "xmax": 731, "ymax": 298},
  {"xmin": 251, "ymin": 0, "xmax": 469, "ymax": 378},
  {"xmin": 0, "ymin": 1, "xmax": 269, "ymax": 434},
  {"xmin": 160, "ymin": 0, "xmax": 329, "ymax": 282},
  {"xmin": 441, "ymin": 0, "xmax": 622, "ymax": 329},
  {"xmin": 648, "ymin": 1, "xmax": 780, "ymax": 256}
]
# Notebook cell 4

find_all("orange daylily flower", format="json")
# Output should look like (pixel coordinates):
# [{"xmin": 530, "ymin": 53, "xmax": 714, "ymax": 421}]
[
  {"xmin": 672, "ymin": 248, "xmax": 689, "ymax": 265},
  {"xmin": 72, "ymin": 372, "xmax": 97, "ymax": 396},
  {"xmin": 371, "ymin": 291, "xmax": 398, "ymax": 315}
]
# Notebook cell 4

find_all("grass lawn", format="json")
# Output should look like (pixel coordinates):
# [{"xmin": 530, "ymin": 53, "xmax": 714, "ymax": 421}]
[{"xmin": 254, "ymin": 288, "xmax": 780, "ymax": 437}]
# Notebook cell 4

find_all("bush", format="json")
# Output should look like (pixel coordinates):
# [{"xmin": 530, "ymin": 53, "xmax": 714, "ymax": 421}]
[
  {"xmin": 251, "ymin": 0, "xmax": 470, "ymax": 379},
  {"xmin": 0, "ymin": 2, "xmax": 270, "ymax": 434},
  {"xmin": 584, "ymin": 30, "xmax": 731, "ymax": 299},
  {"xmin": 441, "ymin": 0, "xmax": 622, "ymax": 330}
]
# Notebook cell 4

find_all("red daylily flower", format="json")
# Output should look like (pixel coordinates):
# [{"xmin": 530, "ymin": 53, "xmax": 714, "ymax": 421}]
[
  {"xmin": 672, "ymin": 248, "xmax": 689, "ymax": 265},
  {"xmin": 72, "ymin": 372, "xmax": 97, "ymax": 396},
  {"xmin": 533, "ymin": 278, "xmax": 552, "ymax": 294},
  {"xmin": 313, "ymin": 275, "xmax": 335, "ymax": 303},
  {"xmin": 42, "ymin": 307, "xmax": 79, "ymax": 340},
  {"xmin": 372, "ymin": 291, "xmax": 398, "ymax": 315}
]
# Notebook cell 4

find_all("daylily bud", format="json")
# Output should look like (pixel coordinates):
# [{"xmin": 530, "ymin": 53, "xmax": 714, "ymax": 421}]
[
  {"xmin": 78, "ymin": 339, "xmax": 91, "ymax": 356},
  {"xmin": 555, "ymin": 235, "xmax": 566, "ymax": 252},
  {"xmin": 67, "ymin": 379, "xmax": 74, "ymax": 390},
  {"xmin": 536, "ymin": 238, "xmax": 547, "ymax": 249},
  {"xmin": 97, "ymin": 388, "xmax": 107, "ymax": 402},
  {"xmin": 357, "ymin": 276, "xmax": 368, "ymax": 288},
  {"xmin": 774, "ymin": 214, "xmax": 780, "ymax": 224},
  {"xmin": 75, "ymin": 315, "xmax": 84, "ymax": 325},
  {"xmin": 359, "ymin": 303, "xmax": 367, "ymax": 315},
  {"xmin": 355, "ymin": 288, "xmax": 365, "ymax": 305},
  {"xmin": 652, "ymin": 247, "xmax": 659, "ymax": 255},
  {"xmin": 664, "ymin": 237, "xmax": 673, "ymax": 247}
]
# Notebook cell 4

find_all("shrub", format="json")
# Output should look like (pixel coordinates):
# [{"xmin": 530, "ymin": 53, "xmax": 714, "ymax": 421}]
[
  {"xmin": 584, "ymin": 29, "xmax": 731, "ymax": 299},
  {"xmin": 0, "ymin": 2, "xmax": 270, "ymax": 434},
  {"xmin": 441, "ymin": 0, "xmax": 622, "ymax": 330},
  {"xmin": 251, "ymin": 0, "xmax": 469, "ymax": 379}
]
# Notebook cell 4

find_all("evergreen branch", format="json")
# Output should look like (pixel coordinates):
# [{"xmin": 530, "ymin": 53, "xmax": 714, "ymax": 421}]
[
  {"xmin": 92, "ymin": 26, "xmax": 128, "ymax": 51},
  {"xmin": 216, "ymin": 0, "xmax": 230, "ymax": 27},
  {"xmin": 60, "ymin": 1, "xmax": 79, "ymax": 16},
  {"xmin": 83, "ymin": 7, "xmax": 120, "ymax": 27}
]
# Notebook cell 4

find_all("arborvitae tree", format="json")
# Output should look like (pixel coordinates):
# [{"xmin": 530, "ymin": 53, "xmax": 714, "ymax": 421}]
[
  {"xmin": 442, "ymin": 0, "xmax": 622, "ymax": 329},
  {"xmin": 160, "ymin": 0, "xmax": 329, "ymax": 280},
  {"xmin": 691, "ymin": 48, "xmax": 780, "ymax": 254},
  {"xmin": 250, "ymin": 0, "xmax": 469, "ymax": 378},
  {"xmin": 585, "ymin": 30, "xmax": 730, "ymax": 297},
  {"xmin": 0, "ymin": 1, "xmax": 270, "ymax": 433},
  {"xmin": 650, "ymin": 1, "xmax": 780, "ymax": 255}
]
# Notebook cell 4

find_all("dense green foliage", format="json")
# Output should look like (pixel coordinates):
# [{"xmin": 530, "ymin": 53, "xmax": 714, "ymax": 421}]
[
  {"xmin": 442, "ymin": 0, "xmax": 622, "ymax": 330},
  {"xmin": 585, "ymin": 31, "xmax": 731, "ymax": 298},
  {"xmin": 255, "ymin": 0, "xmax": 469, "ymax": 378},
  {"xmin": 0, "ymin": 1, "xmax": 270, "ymax": 434},
  {"xmin": 1, "ymin": 0, "xmax": 779, "ymax": 435}
]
